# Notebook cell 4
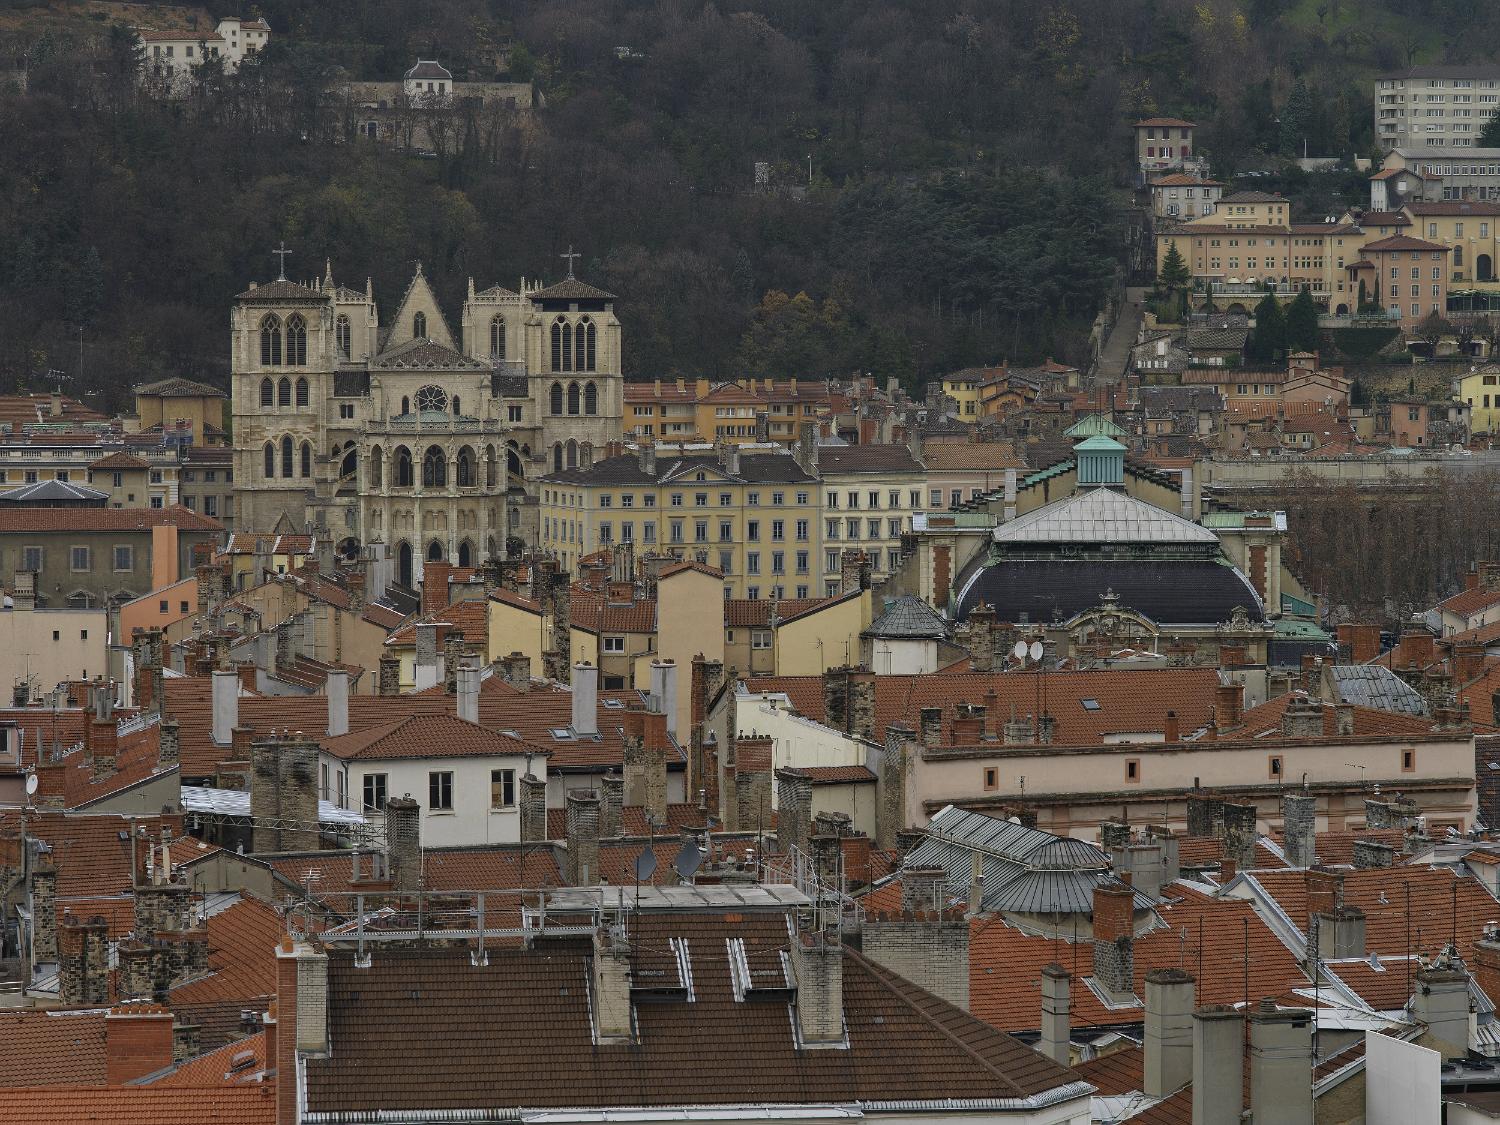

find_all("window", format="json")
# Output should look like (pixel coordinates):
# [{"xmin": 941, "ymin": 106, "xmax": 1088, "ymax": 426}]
[
  {"xmin": 491, "ymin": 768, "xmax": 516, "ymax": 809},
  {"xmin": 796, "ymin": 550, "xmax": 809, "ymax": 574},
  {"xmin": 846, "ymin": 518, "xmax": 860, "ymax": 540},
  {"xmin": 336, "ymin": 315, "xmax": 351, "ymax": 358},
  {"xmin": 362, "ymin": 773, "xmax": 388, "ymax": 811},
  {"xmin": 1125, "ymin": 759, "xmax": 1141, "ymax": 783},
  {"xmin": 670, "ymin": 520, "xmax": 683, "ymax": 543},
  {"xmin": 772, "ymin": 491, "xmax": 784, "ymax": 506},
  {"xmin": 550, "ymin": 382, "xmax": 563, "ymax": 414},
  {"xmin": 413, "ymin": 312, "xmax": 427, "ymax": 339},
  {"xmin": 490, "ymin": 316, "xmax": 505, "ymax": 358},
  {"xmin": 281, "ymin": 436, "xmax": 294, "ymax": 478},
  {"xmin": 747, "ymin": 520, "xmax": 760, "ymax": 541},
  {"xmin": 983, "ymin": 767, "xmax": 998, "ymax": 791},
  {"xmin": 826, "ymin": 550, "xmax": 840, "ymax": 572},
  {"xmin": 747, "ymin": 552, "xmax": 760, "ymax": 575},
  {"xmin": 428, "ymin": 770, "xmax": 454, "ymax": 811},
  {"xmin": 796, "ymin": 519, "xmax": 809, "ymax": 541},
  {"xmin": 1402, "ymin": 748, "xmax": 1415, "ymax": 772},
  {"xmin": 585, "ymin": 382, "xmax": 598, "ymax": 415},
  {"xmin": 751, "ymin": 630, "xmax": 772, "ymax": 649},
  {"xmin": 720, "ymin": 520, "xmax": 732, "ymax": 541},
  {"xmin": 295, "ymin": 376, "xmax": 309, "ymax": 406},
  {"xmin": 694, "ymin": 520, "xmax": 708, "ymax": 543},
  {"xmin": 867, "ymin": 490, "xmax": 880, "ymax": 509},
  {"xmin": 260, "ymin": 377, "xmax": 274, "ymax": 406},
  {"xmin": 260, "ymin": 315, "xmax": 282, "ymax": 365},
  {"xmin": 719, "ymin": 550, "xmax": 733, "ymax": 573},
  {"xmin": 55, "ymin": 471, "xmax": 68, "ymax": 483},
  {"xmin": 601, "ymin": 635, "xmax": 627, "ymax": 655},
  {"xmin": 70, "ymin": 546, "xmax": 90, "ymax": 572},
  {"xmin": 694, "ymin": 492, "xmax": 708, "ymax": 507},
  {"xmin": 277, "ymin": 377, "xmax": 291, "ymax": 406},
  {"xmin": 867, "ymin": 518, "xmax": 881, "ymax": 539},
  {"xmin": 772, "ymin": 551, "xmax": 784, "ymax": 574},
  {"xmin": 113, "ymin": 546, "xmax": 133, "ymax": 572},
  {"xmin": 1269, "ymin": 755, "xmax": 1283, "ymax": 780},
  {"xmin": 797, "ymin": 491, "xmax": 810, "ymax": 505},
  {"xmin": 285, "ymin": 316, "xmax": 307, "ymax": 365},
  {"xmin": 301, "ymin": 442, "xmax": 312, "ymax": 478},
  {"xmin": 159, "ymin": 599, "xmax": 169, "ymax": 612},
  {"xmin": 771, "ymin": 520, "xmax": 784, "ymax": 541}
]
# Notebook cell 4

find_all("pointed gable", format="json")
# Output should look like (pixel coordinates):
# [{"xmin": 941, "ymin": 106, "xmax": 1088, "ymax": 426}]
[{"xmin": 382, "ymin": 265, "xmax": 457, "ymax": 353}]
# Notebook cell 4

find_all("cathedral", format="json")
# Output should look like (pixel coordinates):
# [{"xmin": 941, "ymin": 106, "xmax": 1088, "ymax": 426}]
[{"xmin": 230, "ymin": 260, "xmax": 624, "ymax": 587}]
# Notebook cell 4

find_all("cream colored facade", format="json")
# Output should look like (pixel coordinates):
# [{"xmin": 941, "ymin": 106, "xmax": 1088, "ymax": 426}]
[
  {"xmin": 819, "ymin": 466, "xmax": 925, "ymax": 592},
  {"xmin": 1, "ymin": 603, "xmax": 110, "ymax": 699},
  {"xmin": 773, "ymin": 592, "xmax": 871, "ymax": 676},
  {"xmin": 1375, "ymin": 69, "xmax": 1500, "ymax": 150},
  {"xmin": 1406, "ymin": 203, "xmax": 1500, "ymax": 284}
]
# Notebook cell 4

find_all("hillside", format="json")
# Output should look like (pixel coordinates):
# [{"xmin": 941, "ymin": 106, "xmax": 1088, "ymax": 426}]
[{"xmin": 0, "ymin": 0, "xmax": 1496, "ymax": 409}]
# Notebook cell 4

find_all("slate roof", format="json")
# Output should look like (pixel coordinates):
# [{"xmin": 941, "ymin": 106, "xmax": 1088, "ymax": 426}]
[
  {"xmin": 371, "ymin": 338, "xmax": 484, "ymax": 369},
  {"xmin": 1186, "ymin": 326, "xmax": 1248, "ymax": 351},
  {"xmin": 815, "ymin": 444, "xmax": 923, "ymax": 474},
  {"xmin": 134, "ymin": 377, "xmax": 225, "ymax": 398},
  {"xmin": 956, "ymin": 559, "xmax": 1264, "ymax": 626},
  {"xmin": 1329, "ymin": 665, "xmax": 1429, "ymax": 715},
  {"xmin": 303, "ymin": 922, "xmax": 1086, "ymax": 1114},
  {"xmin": 990, "ymin": 490, "xmax": 1220, "ymax": 546},
  {"xmin": 405, "ymin": 59, "xmax": 452, "ymax": 80},
  {"xmin": 864, "ymin": 595, "xmax": 949, "ymax": 639},
  {"xmin": 529, "ymin": 277, "xmax": 616, "ymax": 301},
  {"xmin": 541, "ymin": 451, "xmax": 815, "ymax": 486},
  {"xmin": 235, "ymin": 279, "xmax": 325, "ymax": 302},
  {"xmin": 1221, "ymin": 191, "xmax": 1285, "ymax": 203},
  {"xmin": 0, "ymin": 479, "xmax": 108, "ymax": 504}
]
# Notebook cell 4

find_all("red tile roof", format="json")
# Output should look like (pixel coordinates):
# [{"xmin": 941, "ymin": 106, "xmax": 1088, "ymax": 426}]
[
  {"xmin": 1439, "ymin": 586, "xmax": 1500, "ymax": 619},
  {"xmin": 88, "ymin": 451, "xmax": 150, "ymax": 470},
  {"xmin": 146, "ymin": 1030, "xmax": 269, "ymax": 1086},
  {"xmin": 169, "ymin": 896, "xmax": 283, "ymax": 1009},
  {"xmin": 1362, "ymin": 234, "xmax": 1451, "ymax": 252},
  {"xmin": 802, "ymin": 764, "xmax": 877, "ymax": 783},
  {"xmin": 0, "ymin": 1009, "xmax": 109, "ymax": 1085},
  {"xmin": 0, "ymin": 506, "xmax": 221, "ymax": 533},
  {"xmin": 266, "ymin": 845, "xmax": 562, "ymax": 899},
  {"xmin": 1226, "ymin": 692, "xmax": 1436, "ymax": 739},
  {"xmin": 321, "ymin": 713, "xmax": 542, "ymax": 761},
  {"xmin": 0, "ymin": 1087, "xmax": 275, "ymax": 1124},
  {"xmin": 384, "ymin": 599, "xmax": 488, "ymax": 647},
  {"xmin": 570, "ymin": 590, "xmax": 657, "ymax": 634}
]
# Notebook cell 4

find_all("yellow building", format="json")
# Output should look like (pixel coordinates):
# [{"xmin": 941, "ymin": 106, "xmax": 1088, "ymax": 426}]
[
  {"xmin": 623, "ymin": 378, "xmax": 833, "ymax": 445},
  {"xmin": 1405, "ymin": 201, "xmax": 1500, "ymax": 286},
  {"xmin": 538, "ymin": 444, "xmax": 822, "ymax": 600},
  {"xmin": 131, "ymin": 377, "xmax": 229, "ymax": 446},
  {"xmin": 1459, "ymin": 366, "xmax": 1500, "ymax": 435},
  {"xmin": 937, "ymin": 368, "xmax": 1001, "ymax": 418}
]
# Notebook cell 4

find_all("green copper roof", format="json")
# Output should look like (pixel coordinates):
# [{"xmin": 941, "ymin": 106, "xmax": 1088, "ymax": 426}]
[
  {"xmin": 1072, "ymin": 435, "xmax": 1128, "ymax": 452},
  {"xmin": 1064, "ymin": 414, "xmax": 1126, "ymax": 438}
]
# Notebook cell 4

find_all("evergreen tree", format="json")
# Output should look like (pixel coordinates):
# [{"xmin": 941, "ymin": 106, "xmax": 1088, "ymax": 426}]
[
  {"xmin": 1280, "ymin": 77, "xmax": 1313, "ymax": 156},
  {"xmin": 1481, "ymin": 112, "xmax": 1500, "ymax": 149},
  {"xmin": 1158, "ymin": 243, "xmax": 1191, "ymax": 295},
  {"xmin": 1247, "ymin": 293, "xmax": 1287, "ymax": 363},
  {"xmin": 1285, "ymin": 285, "xmax": 1320, "ymax": 353}
]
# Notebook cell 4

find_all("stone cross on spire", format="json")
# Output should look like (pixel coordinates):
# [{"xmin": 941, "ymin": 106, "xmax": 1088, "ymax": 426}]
[
  {"xmin": 560, "ymin": 245, "xmax": 581, "ymax": 279},
  {"xmin": 272, "ymin": 242, "xmax": 292, "ymax": 281}
]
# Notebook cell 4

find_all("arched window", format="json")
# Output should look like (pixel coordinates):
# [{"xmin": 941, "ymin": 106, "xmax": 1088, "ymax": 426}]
[
  {"xmin": 427, "ymin": 540, "xmax": 445, "ymax": 562},
  {"xmin": 260, "ymin": 315, "xmax": 282, "ymax": 366},
  {"xmin": 398, "ymin": 542, "xmax": 414, "ymax": 587},
  {"xmin": 300, "ymin": 441, "xmax": 312, "ymax": 478},
  {"xmin": 579, "ymin": 317, "xmax": 597, "ymax": 372},
  {"xmin": 295, "ymin": 377, "xmax": 309, "ymax": 407},
  {"xmin": 458, "ymin": 541, "xmax": 473, "ymax": 568},
  {"xmin": 422, "ymin": 445, "xmax": 447, "ymax": 488},
  {"xmin": 400, "ymin": 396, "xmax": 410, "ymax": 415},
  {"xmin": 567, "ymin": 381, "xmax": 580, "ymax": 415},
  {"xmin": 335, "ymin": 315, "xmax": 351, "ymax": 358},
  {"xmin": 485, "ymin": 444, "xmax": 497, "ymax": 488},
  {"xmin": 451, "ymin": 395, "xmax": 461, "ymax": 416},
  {"xmin": 280, "ymin": 435, "xmax": 294, "ymax": 478},
  {"xmin": 260, "ymin": 378, "xmax": 274, "ymax": 407},
  {"xmin": 413, "ymin": 311, "xmax": 427, "ymax": 339},
  {"xmin": 278, "ymin": 377, "xmax": 291, "ymax": 407},
  {"xmin": 371, "ymin": 445, "xmax": 384, "ymax": 488},
  {"xmin": 561, "ymin": 321, "xmax": 574, "ymax": 372},
  {"xmin": 507, "ymin": 447, "xmax": 523, "ymax": 483},
  {"xmin": 566, "ymin": 439, "xmax": 578, "ymax": 469},
  {"xmin": 456, "ymin": 446, "xmax": 475, "ymax": 487},
  {"xmin": 550, "ymin": 320, "xmax": 563, "ymax": 371},
  {"xmin": 285, "ymin": 315, "xmax": 307, "ymax": 365},
  {"xmin": 550, "ymin": 382, "xmax": 563, "ymax": 415},
  {"xmin": 396, "ymin": 446, "xmax": 414, "ymax": 487},
  {"xmin": 584, "ymin": 381, "xmax": 598, "ymax": 415},
  {"xmin": 490, "ymin": 316, "xmax": 505, "ymax": 358},
  {"xmin": 264, "ymin": 442, "xmax": 275, "ymax": 478},
  {"xmin": 340, "ymin": 444, "xmax": 357, "ymax": 479},
  {"xmin": 553, "ymin": 443, "xmax": 563, "ymax": 472}
]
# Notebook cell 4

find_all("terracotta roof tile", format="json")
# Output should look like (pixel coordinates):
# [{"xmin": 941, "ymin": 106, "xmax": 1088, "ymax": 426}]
[
  {"xmin": 321, "ymin": 713, "xmax": 542, "ymax": 761},
  {"xmin": 0, "ymin": 1010, "xmax": 108, "ymax": 1085},
  {"xmin": 146, "ymin": 1030, "xmax": 269, "ymax": 1086},
  {"xmin": 0, "ymin": 505, "xmax": 221, "ymax": 533},
  {"xmin": 168, "ymin": 897, "xmax": 283, "ymax": 1010},
  {"xmin": 384, "ymin": 599, "xmax": 488, "ymax": 647},
  {"xmin": 569, "ymin": 590, "xmax": 657, "ymax": 634},
  {"xmin": 1439, "ymin": 586, "xmax": 1500, "ymax": 618},
  {"xmin": 0, "ymin": 1087, "xmax": 275, "ymax": 1124}
]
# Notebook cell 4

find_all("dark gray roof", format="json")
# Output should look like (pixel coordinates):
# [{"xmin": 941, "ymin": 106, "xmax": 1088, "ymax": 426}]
[
  {"xmin": 134, "ymin": 377, "xmax": 225, "ymax": 398},
  {"xmin": 1138, "ymin": 386, "xmax": 1223, "ymax": 415},
  {"xmin": 530, "ymin": 277, "xmax": 616, "ymax": 301},
  {"xmin": 1186, "ymin": 326, "xmax": 1249, "ymax": 351},
  {"xmin": 864, "ymin": 596, "xmax": 949, "ymax": 640},
  {"xmin": 956, "ymin": 559, "xmax": 1264, "ymax": 626},
  {"xmin": 1331, "ymin": 664, "xmax": 1429, "ymax": 716},
  {"xmin": 236, "ymin": 279, "xmax": 326, "ymax": 302},
  {"xmin": 333, "ymin": 370, "xmax": 370, "ymax": 397},
  {"xmin": 0, "ymin": 480, "xmax": 109, "ymax": 505},
  {"xmin": 372, "ymin": 339, "xmax": 484, "ymax": 370},
  {"xmin": 541, "ymin": 451, "xmax": 815, "ymax": 487},
  {"xmin": 405, "ymin": 59, "xmax": 453, "ymax": 80},
  {"xmin": 815, "ymin": 444, "xmax": 923, "ymax": 475}
]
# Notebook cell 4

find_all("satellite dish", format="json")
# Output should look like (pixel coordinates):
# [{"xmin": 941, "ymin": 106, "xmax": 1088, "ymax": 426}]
[
  {"xmin": 1012, "ymin": 641, "xmax": 1029, "ymax": 661},
  {"xmin": 24, "ymin": 773, "xmax": 37, "ymax": 796},
  {"xmin": 672, "ymin": 841, "xmax": 703, "ymax": 880},
  {"xmin": 1028, "ymin": 640, "xmax": 1045, "ymax": 663},
  {"xmin": 633, "ymin": 848, "xmax": 657, "ymax": 882}
]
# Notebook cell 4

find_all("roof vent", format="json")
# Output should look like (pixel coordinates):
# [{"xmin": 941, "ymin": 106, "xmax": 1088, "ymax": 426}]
[{"xmin": 228, "ymin": 1050, "xmax": 257, "ymax": 1073}]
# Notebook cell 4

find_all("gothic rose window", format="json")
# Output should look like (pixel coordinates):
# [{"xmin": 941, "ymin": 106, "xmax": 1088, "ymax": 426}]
[{"xmin": 414, "ymin": 384, "xmax": 447, "ymax": 413}]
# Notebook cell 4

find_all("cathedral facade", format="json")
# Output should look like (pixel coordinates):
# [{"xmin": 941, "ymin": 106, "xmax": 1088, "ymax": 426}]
[{"xmin": 230, "ymin": 263, "xmax": 623, "ymax": 587}]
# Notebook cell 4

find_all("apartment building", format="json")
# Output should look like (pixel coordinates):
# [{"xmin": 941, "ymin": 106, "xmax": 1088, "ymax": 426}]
[
  {"xmin": 138, "ymin": 17, "xmax": 271, "ymax": 94},
  {"xmin": 815, "ymin": 445, "xmax": 925, "ymax": 591},
  {"xmin": 1132, "ymin": 116, "xmax": 1199, "ymax": 176},
  {"xmin": 1375, "ymin": 66, "xmax": 1500, "ymax": 150},
  {"xmin": 1148, "ymin": 172, "xmax": 1225, "ymax": 219},
  {"xmin": 623, "ymin": 377, "xmax": 834, "ymax": 445},
  {"xmin": 1347, "ymin": 234, "xmax": 1452, "ymax": 328}
]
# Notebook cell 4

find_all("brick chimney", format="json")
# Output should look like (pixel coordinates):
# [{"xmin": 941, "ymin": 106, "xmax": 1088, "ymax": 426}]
[
  {"xmin": 105, "ymin": 1003, "xmax": 176, "ymax": 1084},
  {"xmin": 519, "ymin": 773, "xmax": 548, "ymax": 843},
  {"xmin": 385, "ymin": 796, "xmax": 421, "ymax": 891},
  {"xmin": 1454, "ymin": 643, "xmax": 1486, "ymax": 685},
  {"xmin": 31, "ymin": 863, "xmax": 57, "ymax": 961},
  {"xmin": 1336, "ymin": 623, "xmax": 1381, "ymax": 665},
  {"xmin": 776, "ymin": 768, "xmax": 813, "ymax": 856},
  {"xmin": 732, "ymin": 734, "xmax": 772, "ymax": 833},
  {"xmin": 377, "ymin": 652, "xmax": 401, "ymax": 696},
  {"xmin": 1091, "ymin": 882, "xmax": 1136, "ymax": 1002},
  {"xmin": 1305, "ymin": 868, "xmax": 1342, "ymax": 919},
  {"xmin": 422, "ymin": 561, "xmax": 452, "ymax": 616},
  {"xmin": 901, "ymin": 866, "xmax": 948, "ymax": 913},
  {"xmin": 1163, "ymin": 710, "xmax": 1179, "ymax": 744},
  {"xmin": 497, "ymin": 651, "xmax": 531, "ymax": 692},
  {"xmin": 275, "ymin": 937, "xmax": 328, "ymax": 1125},
  {"xmin": 1216, "ymin": 681, "xmax": 1243, "ymax": 728},
  {"xmin": 789, "ymin": 925, "xmax": 843, "ymax": 1046},
  {"xmin": 1222, "ymin": 801, "xmax": 1258, "ymax": 871},
  {"xmin": 918, "ymin": 706, "xmax": 944, "ymax": 748},
  {"xmin": 565, "ymin": 790, "xmax": 601, "ymax": 885},
  {"xmin": 59, "ymin": 913, "xmax": 110, "ymax": 1006},
  {"xmin": 158, "ymin": 718, "xmax": 180, "ymax": 768},
  {"xmin": 1143, "ymin": 969, "xmax": 1195, "ymax": 1099},
  {"xmin": 597, "ymin": 771, "xmax": 623, "ymax": 839},
  {"xmin": 1402, "ymin": 628, "xmax": 1435, "ymax": 668}
]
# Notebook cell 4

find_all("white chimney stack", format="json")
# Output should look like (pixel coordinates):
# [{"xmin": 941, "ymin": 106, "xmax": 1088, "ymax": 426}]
[
  {"xmin": 572, "ymin": 662, "xmax": 599, "ymax": 736},
  {"xmin": 325, "ymin": 668, "xmax": 350, "ymax": 737},
  {"xmin": 457, "ymin": 658, "xmax": 481, "ymax": 725},
  {"xmin": 649, "ymin": 659, "xmax": 678, "ymax": 738},
  {"xmin": 211, "ymin": 668, "xmax": 238, "ymax": 746}
]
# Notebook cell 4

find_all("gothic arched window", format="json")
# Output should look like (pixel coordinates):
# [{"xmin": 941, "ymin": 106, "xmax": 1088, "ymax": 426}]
[
  {"xmin": 457, "ymin": 446, "xmax": 476, "ymax": 487},
  {"xmin": 260, "ymin": 378, "xmax": 274, "ymax": 407},
  {"xmin": 335, "ymin": 315, "xmax": 351, "ymax": 358},
  {"xmin": 300, "ymin": 441, "xmax": 312, "ymax": 478},
  {"xmin": 260, "ymin": 315, "xmax": 282, "ymax": 366},
  {"xmin": 584, "ymin": 381, "xmax": 598, "ymax": 416},
  {"xmin": 550, "ymin": 382, "xmax": 563, "ymax": 415},
  {"xmin": 451, "ymin": 395, "xmax": 461, "ymax": 416},
  {"xmin": 285, "ymin": 315, "xmax": 307, "ymax": 365},
  {"xmin": 490, "ymin": 316, "xmax": 504, "ymax": 358},
  {"xmin": 280, "ymin": 435, "xmax": 294, "ymax": 478},
  {"xmin": 400, "ymin": 396, "xmax": 410, "ymax": 416},
  {"xmin": 561, "ymin": 321, "xmax": 574, "ymax": 372},
  {"xmin": 413, "ymin": 311, "xmax": 427, "ymax": 339},
  {"xmin": 567, "ymin": 381, "xmax": 580, "ymax": 416},
  {"xmin": 422, "ymin": 445, "xmax": 447, "ymax": 488},
  {"xmin": 295, "ymin": 377, "xmax": 309, "ymax": 407},
  {"xmin": 579, "ymin": 317, "xmax": 597, "ymax": 372},
  {"xmin": 550, "ymin": 320, "xmax": 563, "ymax": 371},
  {"xmin": 264, "ymin": 442, "xmax": 275, "ymax": 478},
  {"xmin": 278, "ymin": 378, "xmax": 291, "ymax": 407},
  {"xmin": 396, "ymin": 446, "xmax": 414, "ymax": 487},
  {"xmin": 371, "ymin": 445, "xmax": 384, "ymax": 488},
  {"xmin": 553, "ymin": 443, "xmax": 563, "ymax": 472}
]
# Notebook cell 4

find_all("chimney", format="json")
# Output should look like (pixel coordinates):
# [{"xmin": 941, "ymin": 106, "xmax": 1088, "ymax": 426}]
[
  {"xmin": 721, "ymin": 443, "xmax": 741, "ymax": 476},
  {"xmin": 456, "ymin": 658, "xmax": 481, "ymax": 724},
  {"xmin": 1310, "ymin": 904, "xmax": 1366, "ymax": 961},
  {"xmin": 637, "ymin": 443, "xmax": 656, "ymax": 476},
  {"xmin": 275, "ymin": 936, "xmax": 329, "ymax": 1125},
  {"xmin": 1163, "ymin": 710, "xmax": 1179, "ymax": 744},
  {"xmin": 877, "ymin": 724, "xmax": 914, "ymax": 851},
  {"xmin": 1145, "ymin": 825, "xmax": 1181, "ymax": 884},
  {"xmin": 1113, "ymin": 841, "xmax": 1166, "ymax": 900},
  {"xmin": 1352, "ymin": 839, "xmax": 1394, "ymax": 869},
  {"xmin": 30, "ymin": 863, "xmax": 57, "ymax": 962},
  {"xmin": 847, "ymin": 669, "xmax": 875, "ymax": 741},
  {"xmin": 1193, "ymin": 1006, "xmax": 1245, "ymax": 1125},
  {"xmin": 1100, "ymin": 820, "xmax": 1132, "ymax": 851},
  {"xmin": 823, "ymin": 666, "xmax": 851, "ymax": 733},
  {"xmin": 901, "ymin": 866, "xmax": 948, "ymax": 913},
  {"xmin": 1336, "ymin": 623, "xmax": 1382, "ymax": 665},
  {"xmin": 1454, "ymin": 643, "xmax": 1486, "ymax": 685},
  {"xmin": 1248, "ymin": 1001, "xmax": 1314, "ymax": 1125},
  {"xmin": 1143, "ymin": 969, "xmax": 1196, "ymax": 1099},
  {"xmin": 1215, "ymin": 681, "xmax": 1243, "ymax": 728},
  {"xmin": 565, "ymin": 790, "xmax": 601, "ymax": 885},
  {"xmin": 598, "ymin": 771, "xmax": 623, "ymax": 838},
  {"xmin": 385, "ymin": 795, "xmax": 421, "ymax": 891},
  {"xmin": 422, "ymin": 561, "xmax": 452, "ymax": 616},
  {"xmin": 59, "ymin": 913, "xmax": 110, "ymax": 1006},
  {"xmin": 1402, "ymin": 628, "xmax": 1435, "ymax": 668},
  {"xmin": 325, "ymin": 669, "xmax": 349, "ymax": 737},
  {"xmin": 1281, "ymin": 792, "xmax": 1317, "ymax": 869},
  {"xmin": 918, "ymin": 706, "xmax": 943, "ymax": 748},
  {"xmin": 413, "ymin": 623, "xmax": 442, "ymax": 691},
  {"xmin": 592, "ymin": 923, "xmax": 634, "ymax": 1044},
  {"xmin": 498, "ymin": 651, "xmax": 531, "ymax": 692},
  {"xmin": 519, "ymin": 773, "xmax": 548, "ymax": 843},
  {"xmin": 1411, "ymin": 950, "xmax": 1473, "ymax": 1060},
  {"xmin": 1280, "ymin": 695, "xmax": 1323, "ymax": 737},
  {"xmin": 649, "ymin": 659, "xmax": 678, "ymax": 740},
  {"xmin": 11, "ymin": 570, "xmax": 35, "ymax": 611},
  {"xmin": 1091, "ymin": 882, "xmax": 1136, "ymax": 1002},
  {"xmin": 966, "ymin": 603, "xmax": 997, "ymax": 673},
  {"xmin": 1474, "ymin": 927, "xmax": 1500, "ymax": 1023},
  {"xmin": 776, "ymin": 768, "xmax": 813, "ymax": 856},
  {"xmin": 572, "ymin": 661, "xmax": 599, "ymax": 736},
  {"xmin": 789, "ymin": 927, "xmax": 843, "ymax": 1046},
  {"xmin": 105, "ymin": 1004, "xmax": 176, "ymax": 1085},
  {"xmin": 1039, "ymin": 964, "xmax": 1071, "ymax": 1065},
  {"xmin": 1333, "ymin": 701, "xmax": 1355, "ymax": 736},
  {"xmin": 378, "ymin": 652, "xmax": 401, "ymax": 696},
  {"xmin": 1222, "ymin": 801, "xmax": 1258, "ymax": 871},
  {"xmin": 211, "ymin": 669, "xmax": 238, "ymax": 746}
]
